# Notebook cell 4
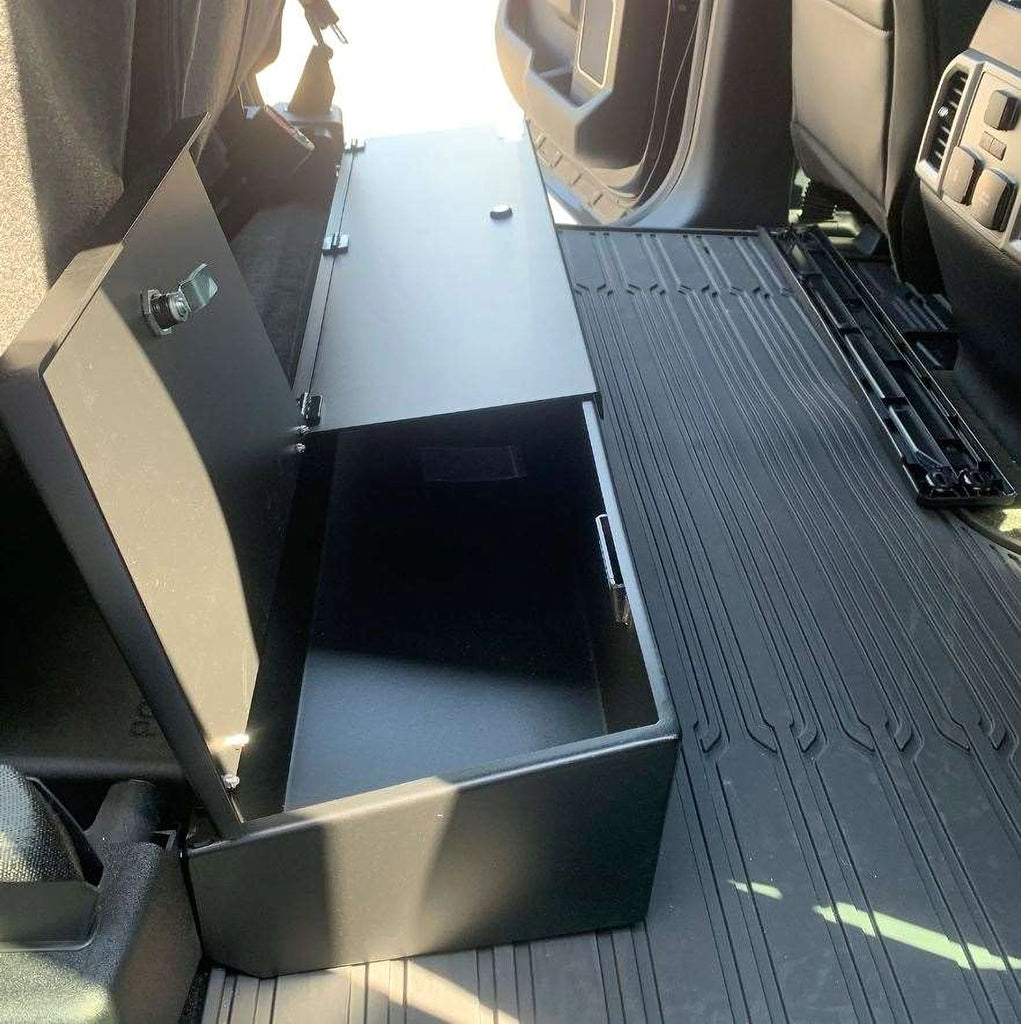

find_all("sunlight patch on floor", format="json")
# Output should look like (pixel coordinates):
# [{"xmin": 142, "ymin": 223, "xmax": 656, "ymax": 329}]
[
  {"xmin": 730, "ymin": 880, "xmax": 783, "ymax": 900},
  {"xmin": 815, "ymin": 902, "xmax": 1021, "ymax": 972},
  {"xmin": 730, "ymin": 881, "xmax": 1021, "ymax": 973}
]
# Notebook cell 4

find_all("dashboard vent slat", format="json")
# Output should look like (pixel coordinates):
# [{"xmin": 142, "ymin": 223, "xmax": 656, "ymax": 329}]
[{"xmin": 928, "ymin": 70, "xmax": 968, "ymax": 170}]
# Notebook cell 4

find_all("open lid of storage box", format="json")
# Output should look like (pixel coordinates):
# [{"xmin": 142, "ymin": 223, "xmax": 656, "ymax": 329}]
[{"xmin": 0, "ymin": 121, "xmax": 303, "ymax": 833}]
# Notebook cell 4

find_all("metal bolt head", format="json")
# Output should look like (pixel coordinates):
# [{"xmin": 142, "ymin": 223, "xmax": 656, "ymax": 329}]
[
  {"xmin": 294, "ymin": 442, "xmax": 307, "ymax": 455},
  {"xmin": 222, "ymin": 772, "xmax": 240, "ymax": 791},
  {"xmin": 490, "ymin": 204, "xmax": 513, "ymax": 221},
  {"xmin": 166, "ymin": 291, "xmax": 192, "ymax": 323}
]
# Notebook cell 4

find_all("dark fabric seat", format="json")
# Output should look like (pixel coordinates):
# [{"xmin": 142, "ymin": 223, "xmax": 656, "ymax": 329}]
[{"xmin": 0, "ymin": 0, "xmax": 283, "ymax": 356}]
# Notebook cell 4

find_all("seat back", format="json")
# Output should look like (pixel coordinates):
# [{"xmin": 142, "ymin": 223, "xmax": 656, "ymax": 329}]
[
  {"xmin": 0, "ymin": 1, "xmax": 134, "ymax": 358},
  {"xmin": 791, "ymin": 0, "xmax": 987, "ymax": 249}
]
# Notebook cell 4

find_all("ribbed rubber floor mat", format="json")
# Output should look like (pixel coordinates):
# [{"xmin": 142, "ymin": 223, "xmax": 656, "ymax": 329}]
[
  {"xmin": 560, "ymin": 228, "xmax": 1021, "ymax": 1023},
  {"xmin": 204, "ymin": 229, "xmax": 1021, "ymax": 1024},
  {"xmin": 201, "ymin": 935, "xmax": 662, "ymax": 1024}
]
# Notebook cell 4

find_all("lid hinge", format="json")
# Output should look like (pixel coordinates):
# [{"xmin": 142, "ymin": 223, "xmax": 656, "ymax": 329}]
[
  {"xmin": 298, "ymin": 391, "xmax": 323, "ymax": 427},
  {"xmin": 595, "ymin": 514, "xmax": 632, "ymax": 628},
  {"xmin": 322, "ymin": 231, "xmax": 349, "ymax": 256}
]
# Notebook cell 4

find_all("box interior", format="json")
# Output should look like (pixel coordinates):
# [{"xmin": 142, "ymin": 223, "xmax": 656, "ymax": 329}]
[{"xmin": 239, "ymin": 401, "xmax": 659, "ymax": 817}]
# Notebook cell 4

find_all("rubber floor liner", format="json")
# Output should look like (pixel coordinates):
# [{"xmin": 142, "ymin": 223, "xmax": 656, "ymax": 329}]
[{"xmin": 205, "ymin": 229, "xmax": 1021, "ymax": 1023}]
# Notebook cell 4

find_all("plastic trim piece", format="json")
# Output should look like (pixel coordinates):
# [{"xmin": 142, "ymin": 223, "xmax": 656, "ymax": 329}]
[{"xmin": 774, "ymin": 226, "xmax": 1016, "ymax": 508}]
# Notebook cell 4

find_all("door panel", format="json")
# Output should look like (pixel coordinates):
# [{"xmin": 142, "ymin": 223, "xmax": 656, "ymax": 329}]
[
  {"xmin": 496, "ymin": 0, "xmax": 669, "ymax": 170},
  {"xmin": 496, "ymin": 0, "xmax": 794, "ymax": 230}
]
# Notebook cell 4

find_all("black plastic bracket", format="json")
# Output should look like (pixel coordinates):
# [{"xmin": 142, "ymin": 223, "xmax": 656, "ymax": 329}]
[
  {"xmin": 297, "ymin": 391, "xmax": 323, "ymax": 427},
  {"xmin": 321, "ymin": 231, "xmax": 349, "ymax": 255},
  {"xmin": 774, "ymin": 227, "xmax": 1016, "ymax": 508}
]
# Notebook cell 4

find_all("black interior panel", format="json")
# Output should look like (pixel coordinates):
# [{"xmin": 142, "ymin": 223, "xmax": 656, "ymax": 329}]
[{"xmin": 284, "ymin": 403, "xmax": 654, "ymax": 807}]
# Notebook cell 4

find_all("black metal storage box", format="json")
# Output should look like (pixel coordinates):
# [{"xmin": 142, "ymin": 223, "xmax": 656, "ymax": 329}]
[{"xmin": 0, "ymin": 122, "xmax": 678, "ymax": 975}]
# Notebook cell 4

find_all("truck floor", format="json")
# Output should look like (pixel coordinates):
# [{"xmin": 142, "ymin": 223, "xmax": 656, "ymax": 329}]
[{"xmin": 203, "ymin": 229, "xmax": 1021, "ymax": 1024}]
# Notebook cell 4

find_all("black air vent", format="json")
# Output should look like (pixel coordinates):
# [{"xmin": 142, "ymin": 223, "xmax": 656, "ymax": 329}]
[{"xmin": 927, "ymin": 70, "xmax": 968, "ymax": 170}]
